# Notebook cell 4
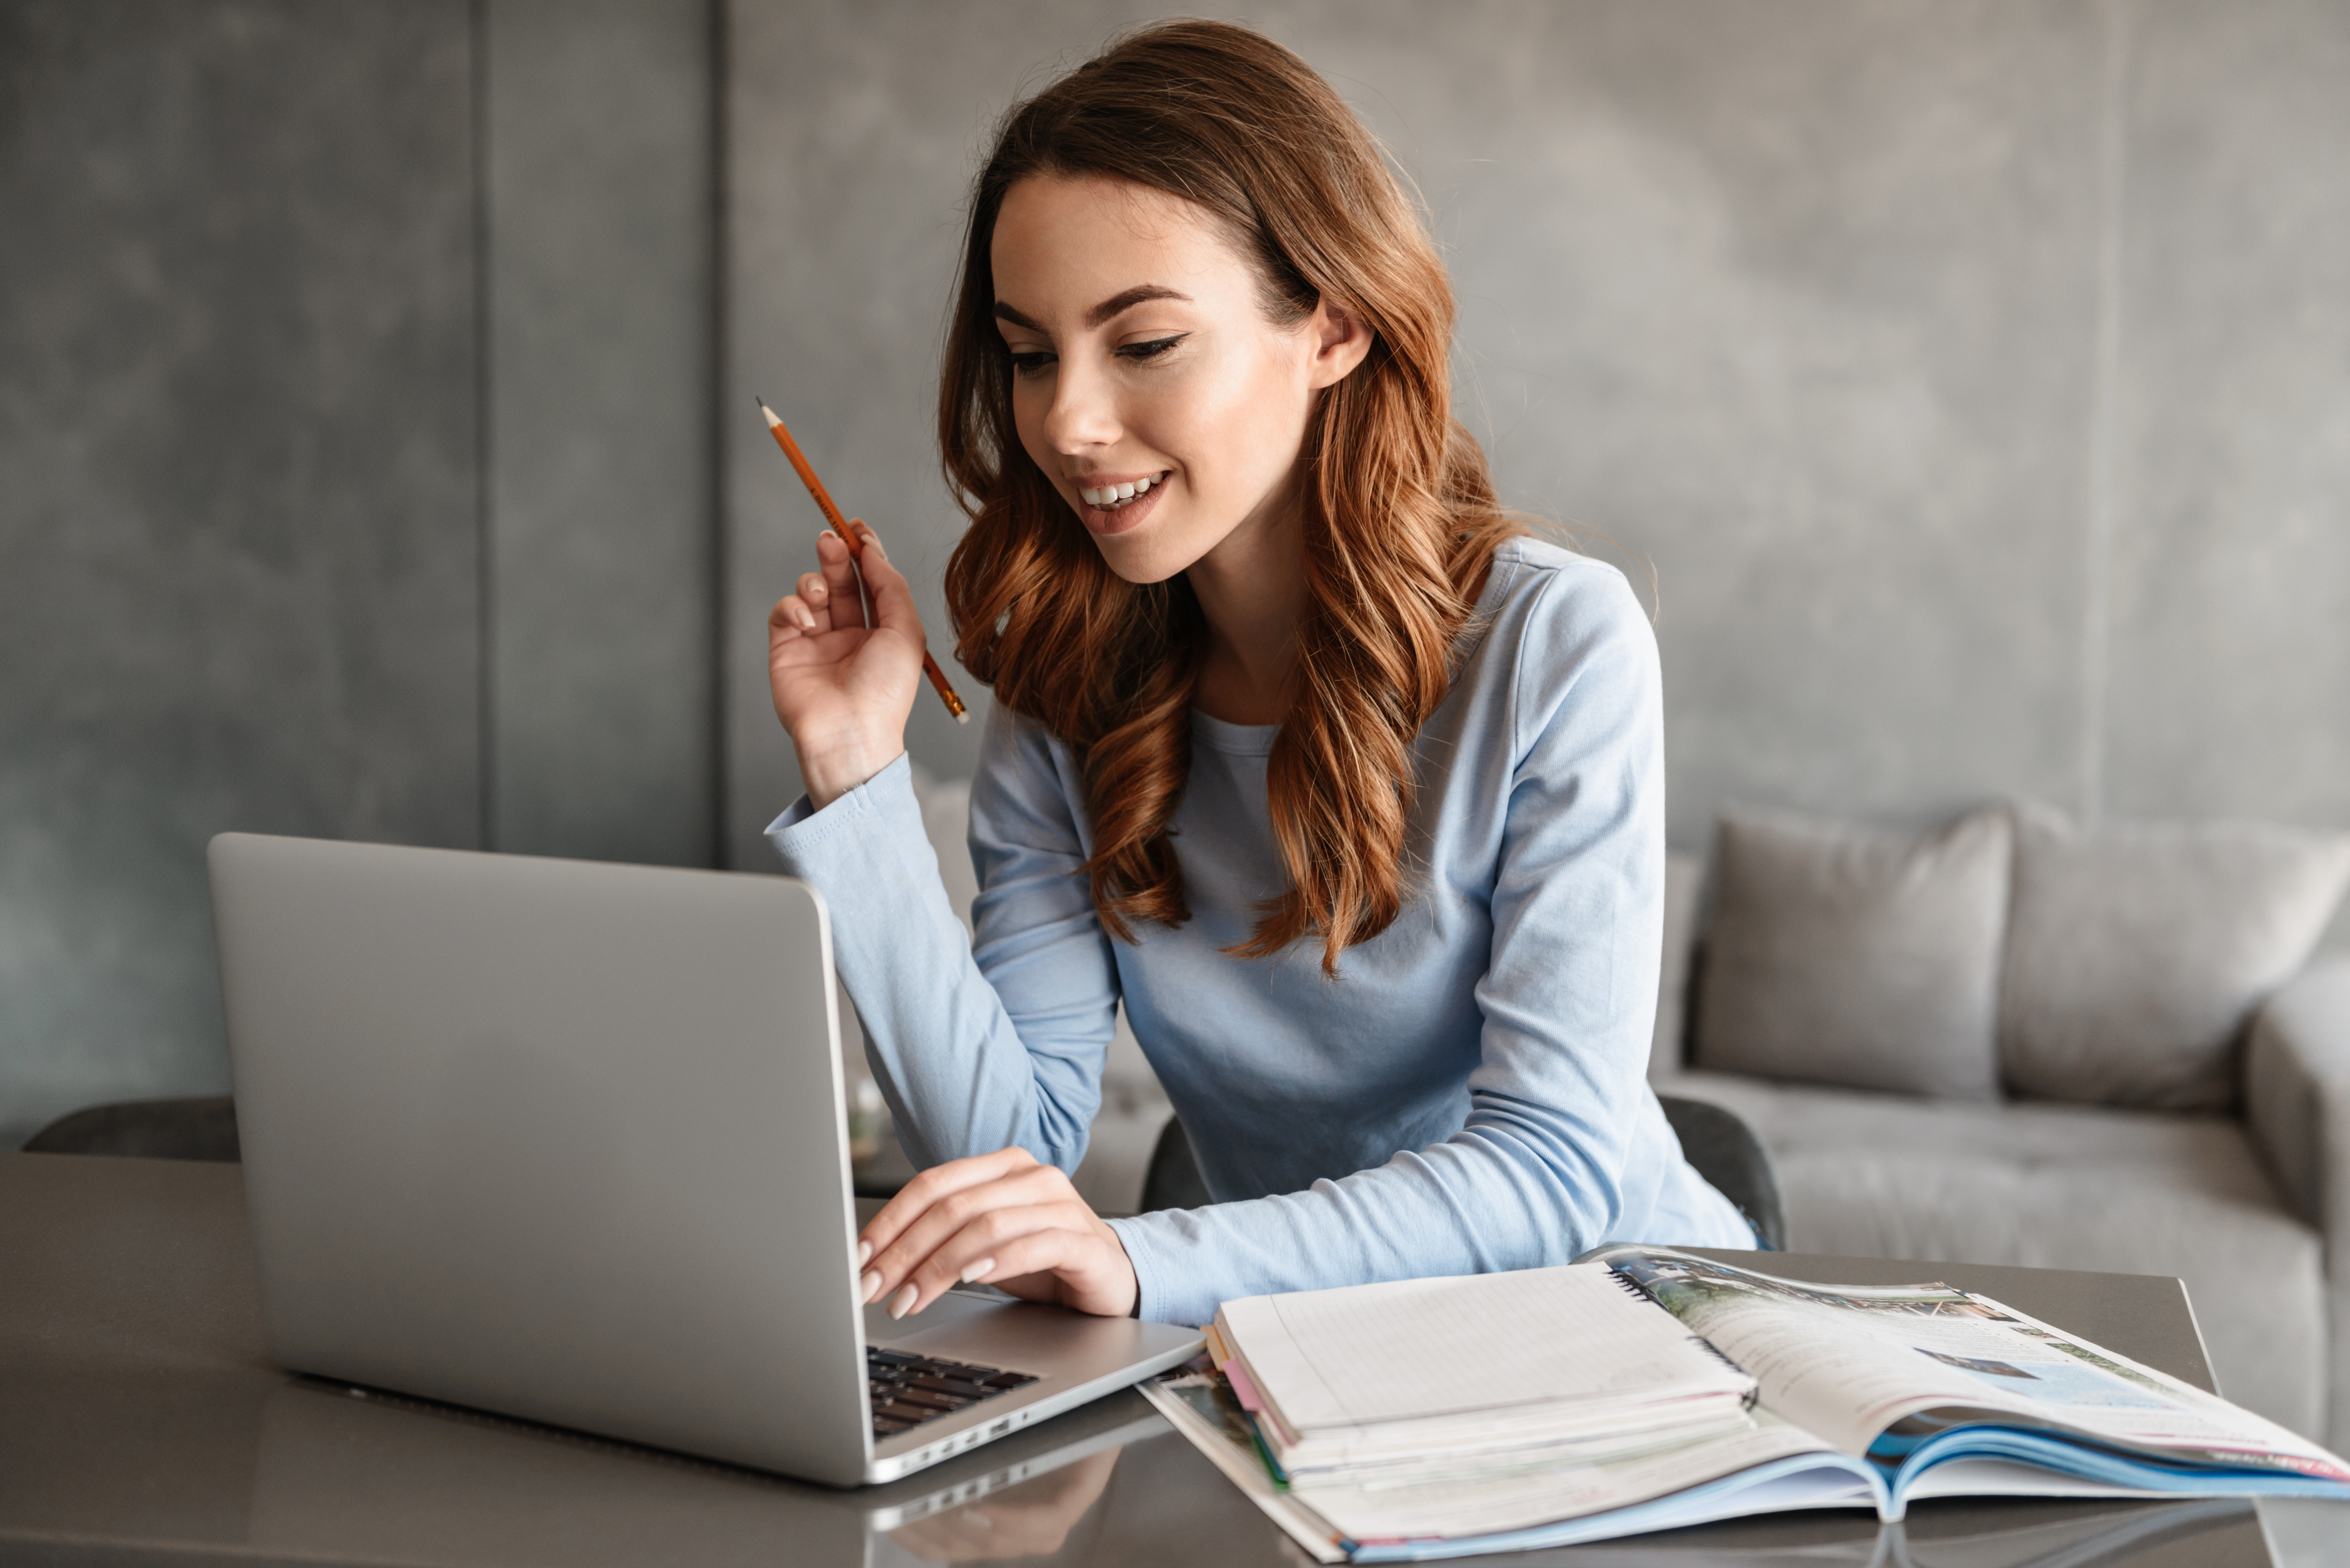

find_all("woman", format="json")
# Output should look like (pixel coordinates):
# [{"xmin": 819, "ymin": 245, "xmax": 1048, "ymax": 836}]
[{"xmin": 764, "ymin": 20, "xmax": 1750, "ymax": 1330}]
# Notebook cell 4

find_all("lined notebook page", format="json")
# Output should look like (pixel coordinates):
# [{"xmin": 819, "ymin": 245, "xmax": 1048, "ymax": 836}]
[{"xmin": 1220, "ymin": 1263, "xmax": 1741, "ymax": 1431}]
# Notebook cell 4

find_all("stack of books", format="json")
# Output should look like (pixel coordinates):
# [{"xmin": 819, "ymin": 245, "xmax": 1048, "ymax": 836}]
[{"xmin": 1141, "ymin": 1246, "xmax": 2350, "ymax": 1563}]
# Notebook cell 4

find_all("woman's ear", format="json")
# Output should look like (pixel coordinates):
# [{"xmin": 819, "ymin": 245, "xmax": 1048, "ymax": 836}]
[{"xmin": 1304, "ymin": 297, "xmax": 1374, "ymax": 390}]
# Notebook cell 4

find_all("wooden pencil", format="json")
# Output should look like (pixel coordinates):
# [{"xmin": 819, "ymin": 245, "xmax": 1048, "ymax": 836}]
[{"xmin": 757, "ymin": 398, "xmax": 969, "ymax": 724}]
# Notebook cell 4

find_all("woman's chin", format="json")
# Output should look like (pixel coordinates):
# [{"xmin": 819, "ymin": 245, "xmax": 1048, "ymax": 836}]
[
  {"xmin": 1088, "ymin": 537, "xmax": 1189, "ymax": 587},
  {"xmin": 1077, "ymin": 493, "xmax": 1199, "ymax": 584}
]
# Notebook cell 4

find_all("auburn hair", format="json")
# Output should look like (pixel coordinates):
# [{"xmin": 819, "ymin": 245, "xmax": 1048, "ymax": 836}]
[{"xmin": 939, "ymin": 20, "xmax": 1521, "ymax": 975}]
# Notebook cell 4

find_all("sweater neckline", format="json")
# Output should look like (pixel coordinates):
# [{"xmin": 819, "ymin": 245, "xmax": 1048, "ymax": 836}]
[
  {"xmin": 1182, "ymin": 538, "xmax": 1533, "ymax": 759},
  {"xmin": 1191, "ymin": 708, "xmax": 1278, "ymax": 757}
]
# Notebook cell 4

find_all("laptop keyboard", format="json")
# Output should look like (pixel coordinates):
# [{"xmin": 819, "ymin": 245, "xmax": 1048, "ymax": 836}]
[{"xmin": 868, "ymin": 1346, "xmax": 1039, "ymax": 1440}]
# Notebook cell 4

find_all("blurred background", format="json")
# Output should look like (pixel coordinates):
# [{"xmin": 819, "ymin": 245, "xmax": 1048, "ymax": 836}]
[{"xmin": 4, "ymin": 0, "xmax": 2346, "ymax": 1145}]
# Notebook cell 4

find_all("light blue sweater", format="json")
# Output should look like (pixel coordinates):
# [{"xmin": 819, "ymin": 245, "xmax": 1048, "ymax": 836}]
[{"xmin": 767, "ymin": 537, "xmax": 1751, "ymax": 1326}]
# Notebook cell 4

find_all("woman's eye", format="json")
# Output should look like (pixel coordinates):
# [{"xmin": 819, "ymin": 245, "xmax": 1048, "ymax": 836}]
[
  {"xmin": 1117, "ymin": 334, "xmax": 1187, "ymax": 362},
  {"xmin": 1007, "ymin": 351, "xmax": 1057, "ymax": 379}
]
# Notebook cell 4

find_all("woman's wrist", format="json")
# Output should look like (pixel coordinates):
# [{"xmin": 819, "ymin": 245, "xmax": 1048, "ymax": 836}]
[{"xmin": 798, "ymin": 735, "xmax": 906, "ymax": 812}]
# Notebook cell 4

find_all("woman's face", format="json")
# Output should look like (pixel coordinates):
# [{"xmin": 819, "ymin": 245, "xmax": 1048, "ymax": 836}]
[{"xmin": 989, "ymin": 175, "xmax": 1365, "ymax": 586}]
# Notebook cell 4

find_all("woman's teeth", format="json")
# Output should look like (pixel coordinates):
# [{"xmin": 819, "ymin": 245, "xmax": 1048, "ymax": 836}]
[{"xmin": 1080, "ymin": 473, "xmax": 1166, "ymax": 509}]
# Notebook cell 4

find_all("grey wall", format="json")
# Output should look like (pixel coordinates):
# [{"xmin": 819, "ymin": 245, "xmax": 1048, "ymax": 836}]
[
  {"xmin": 720, "ymin": 0, "xmax": 2350, "ymax": 955},
  {"xmin": 2102, "ymin": 1, "xmax": 2350, "ymax": 836},
  {"xmin": 0, "ymin": 0, "xmax": 719, "ymax": 1142},
  {"xmin": 7, "ymin": 0, "xmax": 2347, "ymax": 1136},
  {"xmin": 0, "ymin": 0, "xmax": 480, "ymax": 1143},
  {"xmin": 485, "ymin": 0, "xmax": 718, "ymax": 865}
]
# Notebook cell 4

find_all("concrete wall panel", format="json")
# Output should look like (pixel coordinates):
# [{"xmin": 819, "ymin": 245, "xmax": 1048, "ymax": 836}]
[
  {"xmin": 2103, "ymin": 2, "xmax": 2350, "ymax": 831},
  {"xmin": 485, "ymin": 0, "xmax": 718, "ymax": 866},
  {"xmin": 0, "ymin": 0, "xmax": 479, "ymax": 1139}
]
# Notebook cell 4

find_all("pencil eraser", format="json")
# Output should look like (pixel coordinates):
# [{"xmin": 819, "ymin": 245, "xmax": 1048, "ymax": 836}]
[{"xmin": 954, "ymin": 711, "xmax": 971, "ymax": 725}]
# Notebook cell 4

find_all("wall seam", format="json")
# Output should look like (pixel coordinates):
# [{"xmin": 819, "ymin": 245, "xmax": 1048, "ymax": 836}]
[
  {"xmin": 2079, "ymin": 0, "xmax": 2134, "ymax": 826},
  {"xmin": 470, "ymin": 0, "xmax": 498, "ymax": 852},
  {"xmin": 708, "ymin": 0, "xmax": 731, "ymax": 869}
]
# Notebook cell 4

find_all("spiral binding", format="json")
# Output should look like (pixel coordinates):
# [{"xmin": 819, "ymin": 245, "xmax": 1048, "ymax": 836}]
[{"xmin": 1607, "ymin": 1266, "xmax": 1759, "ymax": 1408}]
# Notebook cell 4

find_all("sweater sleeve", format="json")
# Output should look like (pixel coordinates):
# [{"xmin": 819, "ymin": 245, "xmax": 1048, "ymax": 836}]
[
  {"xmin": 1104, "ymin": 567, "xmax": 1748, "ymax": 1325},
  {"xmin": 763, "ymin": 715, "xmax": 1120, "ymax": 1173}
]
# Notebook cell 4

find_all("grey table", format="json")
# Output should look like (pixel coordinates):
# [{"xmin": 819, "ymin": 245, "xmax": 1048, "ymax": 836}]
[{"xmin": 0, "ymin": 1153, "xmax": 2282, "ymax": 1567}]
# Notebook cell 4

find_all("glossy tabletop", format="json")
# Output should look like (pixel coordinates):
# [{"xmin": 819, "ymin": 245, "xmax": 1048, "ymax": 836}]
[{"xmin": 0, "ymin": 1153, "xmax": 2279, "ymax": 1566}]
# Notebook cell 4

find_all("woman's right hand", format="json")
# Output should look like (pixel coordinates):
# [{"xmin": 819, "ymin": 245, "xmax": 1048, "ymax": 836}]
[{"xmin": 767, "ymin": 524, "xmax": 926, "ymax": 810}]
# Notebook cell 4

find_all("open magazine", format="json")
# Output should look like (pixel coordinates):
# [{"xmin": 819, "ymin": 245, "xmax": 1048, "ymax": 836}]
[{"xmin": 1138, "ymin": 1247, "xmax": 2350, "ymax": 1563}]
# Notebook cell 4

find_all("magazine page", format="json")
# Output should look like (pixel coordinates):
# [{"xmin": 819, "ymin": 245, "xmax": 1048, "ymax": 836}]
[
  {"xmin": 1594, "ymin": 1247, "xmax": 2350, "ymax": 1486},
  {"xmin": 1899, "ymin": 1291, "xmax": 2350, "ymax": 1482},
  {"xmin": 1597, "ymin": 1250, "xmax": 2025, "ymax": 1453}
]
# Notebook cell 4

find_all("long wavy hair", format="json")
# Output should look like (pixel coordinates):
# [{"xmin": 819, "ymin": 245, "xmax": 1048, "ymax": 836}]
[{"xmin": 940, "ymin": 20, "xmax": 1522, "ymax": 975}]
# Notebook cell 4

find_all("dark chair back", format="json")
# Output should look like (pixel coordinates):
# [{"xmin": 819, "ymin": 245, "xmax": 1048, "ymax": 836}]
[
  {"xmin": 1657, "ymin": 1094, "xmax": 1785, "ymax": 1250},
  {"xmin": 21, "ymin": 1097, "xmax": 240, "ymax": 1162},
  {"xmin": 1139, "ymin": 1115, "xmax": 1213, "ymax": 1213}
]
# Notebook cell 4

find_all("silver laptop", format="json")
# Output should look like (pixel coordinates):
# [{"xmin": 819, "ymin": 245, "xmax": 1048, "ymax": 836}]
[{"xmin": 208, "ymin": 832, "xmax": 1201, "ymax": 1486}]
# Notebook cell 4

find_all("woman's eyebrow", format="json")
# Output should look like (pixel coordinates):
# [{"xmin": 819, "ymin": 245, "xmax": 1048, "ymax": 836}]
[
  {"xmin": 991, "ymin": 284, "xmax": 1193, "ymax": 333},
  {"xmin": 1084, "ymin": 284, "xmax": 1190, "ymax": 327}
]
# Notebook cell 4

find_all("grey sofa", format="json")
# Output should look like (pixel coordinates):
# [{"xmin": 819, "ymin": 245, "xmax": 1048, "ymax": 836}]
[{"xmin": 1653, "ymin": 807, "xmax": 2350, "ymax": 1446}]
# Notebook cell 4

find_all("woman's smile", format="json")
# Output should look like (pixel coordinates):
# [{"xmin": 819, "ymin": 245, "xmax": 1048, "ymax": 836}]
[{"xmin": 1075, "ymin": 470, "xmax": 1173, "ymax": 535}]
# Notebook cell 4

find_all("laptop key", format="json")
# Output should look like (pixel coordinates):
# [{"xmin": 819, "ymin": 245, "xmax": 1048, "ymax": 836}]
[
  {"xmin": 910, "ymin": 1374, "xmax": 990, "ymax": 1397},
  {"xmin": 895, "ymin": 1389, "xmax": 969, "ymax": 1413},
  {"xmin": 867, "ymin": 1346, "xmax": 1036, "ymax": 1442}
]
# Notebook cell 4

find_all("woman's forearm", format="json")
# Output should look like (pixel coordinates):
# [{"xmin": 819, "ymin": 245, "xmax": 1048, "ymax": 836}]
[{"xmin": 765, "ymin": 753, "xmax": 1117, "ymax": 1171}]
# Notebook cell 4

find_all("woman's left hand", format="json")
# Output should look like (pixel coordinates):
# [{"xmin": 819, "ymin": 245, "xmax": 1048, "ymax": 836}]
[{"xmin": 856, "ymin": 1148, "xmax": 1139, "ymax": 1320}]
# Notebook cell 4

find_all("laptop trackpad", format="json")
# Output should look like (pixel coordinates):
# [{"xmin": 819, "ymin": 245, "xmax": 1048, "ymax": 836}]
[
  {"xmin": 868, "ymin": 1289, "xmax": 1151, "ymax": 1384},
  {"xmin": 865, "ymin": 1288, "xmax": 1012, "ymax": 1346}
]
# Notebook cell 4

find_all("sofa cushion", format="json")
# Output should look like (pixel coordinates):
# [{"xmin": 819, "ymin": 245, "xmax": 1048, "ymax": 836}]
[
  {"xmin": 2000, "ymin": 803, "xmax": 2350, "ymax": 1112},
  {"xmin": 1663, "ymin": 1070, "xmax": 2327, "ymax": 1437},
  {"xmin": 1692, "ymin": 806, "xmax": 2008, "ymax": 1100}
]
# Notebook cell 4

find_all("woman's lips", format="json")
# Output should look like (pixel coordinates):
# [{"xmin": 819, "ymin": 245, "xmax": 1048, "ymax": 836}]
[{"xmin": 1078, "ymin": 475, "xmax": 1169, "ymax": 537}]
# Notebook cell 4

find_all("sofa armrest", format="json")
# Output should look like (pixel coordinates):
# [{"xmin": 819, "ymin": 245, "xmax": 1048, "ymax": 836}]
[{"xmin": 2246, "ymin": 956, "xmax": 2350, "ymax": 1234}]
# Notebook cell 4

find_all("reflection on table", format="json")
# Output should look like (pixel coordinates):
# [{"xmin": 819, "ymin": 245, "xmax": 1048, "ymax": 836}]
[{"xmin": 867, "ymin": 1408, "xmax": 2263, "ymax": 1568}]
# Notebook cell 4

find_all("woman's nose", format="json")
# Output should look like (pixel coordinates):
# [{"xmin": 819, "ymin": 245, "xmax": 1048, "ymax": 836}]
[{"xmin": 1043, "ymin": 357, "xmax": 1121, "ymax": 453}]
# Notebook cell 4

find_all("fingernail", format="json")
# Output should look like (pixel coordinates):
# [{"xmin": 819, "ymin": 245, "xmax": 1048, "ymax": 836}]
[
  {"xmin": 807, "ymin": 580, "xmax": 827, "ymax": 600},
  {"xmin": 960, "ymin": 1257, "xmax": 997, "ymax": 1284},
  {"xmin": 856, "ymin": 1239, "xmax": 872, "ymax": 1268},
  {"xmin": 792, "ymin": 605, "xmax": 817, "ymax": 630},
  {"xmin": 889, "ymin": 1284, "xmax": 919, "ymax": 1320},
  {"xmin": 860, "ymin": 1270, "xmax": 883, "ymax": 1304},
  {"xmin": 859, "ymin": 526, "xmax": 886, "ymax": 560}
]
